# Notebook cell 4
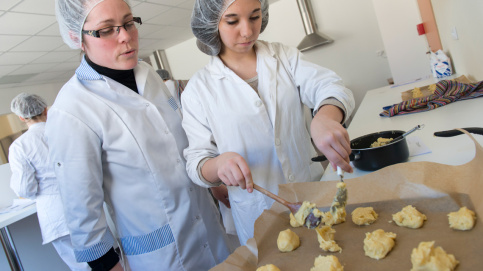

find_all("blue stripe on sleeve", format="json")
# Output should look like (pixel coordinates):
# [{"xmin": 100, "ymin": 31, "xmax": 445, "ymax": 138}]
[
  {"xmin": 74, "ymin": 230, "xmax": 115, "ymax": 262},
  {"xmin": 120, "ymin": 224, "xmax": 175, "ymax": 256}
]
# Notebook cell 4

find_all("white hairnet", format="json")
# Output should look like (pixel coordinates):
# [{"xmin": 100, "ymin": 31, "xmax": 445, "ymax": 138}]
[
  {"xmin": 191, "ymin": 0, "xmax": 269, "ymax": 56},
  {"xmin": 11, "ymin": 93, "xmax": 48, "ymax": 119},
  {"xmin": 55, "ymin": 0, "xmax": 130, "ymax": 49}
]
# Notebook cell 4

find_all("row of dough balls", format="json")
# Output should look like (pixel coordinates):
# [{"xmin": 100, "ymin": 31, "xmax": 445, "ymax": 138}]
[
  {"xmin": 272, "ymin": 227, "xmax": 459, "ymax": 271},
  {"xmin": 353, "ymin": 205, "xmax": 476, "ymax": 231},
  {"xmin": 265, "ymin": 205, "xmax": 475, "ymax": 270},
  {"xmin": 365, "ymin": 231, "xmax": 459, "ymax": 270}
]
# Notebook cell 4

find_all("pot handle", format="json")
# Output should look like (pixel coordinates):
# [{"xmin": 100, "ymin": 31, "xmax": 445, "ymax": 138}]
[
  {"xmin": 311, "ymin": 152, "xmax": 356, "ymax": 162},
  {"xmin": 434, "ymin": 127, "xmax": 483, "ymax": 137}
]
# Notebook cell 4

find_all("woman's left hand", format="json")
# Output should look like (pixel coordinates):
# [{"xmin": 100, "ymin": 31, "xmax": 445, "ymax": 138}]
[
  {"xmin": 210, "ymin": 185, "xmax": 230, "ymax": 208},
  {"xmin": 311, "ymin": 105, "xmax": 353, "ymax": 173}
]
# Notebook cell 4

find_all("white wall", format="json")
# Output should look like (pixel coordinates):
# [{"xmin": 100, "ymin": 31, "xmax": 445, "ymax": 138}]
[
  {"xmin": 431, "ymin": 0, "xmax": 483, "ymax": 81},
  {"xmin": 166, "ymin": 0, "xmax": 393, "ymax": 118},
  {"xmin": 372, "ymin": 0, "xmax": 433, "ymax": 85}
]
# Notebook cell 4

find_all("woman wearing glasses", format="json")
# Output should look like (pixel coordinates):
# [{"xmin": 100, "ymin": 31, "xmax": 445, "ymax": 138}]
[{"xmin": 46, "ymin": 0, "xmax": 231, "ymax": 270}]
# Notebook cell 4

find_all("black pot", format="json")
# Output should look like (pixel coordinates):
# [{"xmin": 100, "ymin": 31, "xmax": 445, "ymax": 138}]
[
  {"xmin": 312, "ymin": 130, "xmax": 410, "ymax": 171},
  {"xmin": 350, "ymin": 130, "xmax": 409, "ymax": 171}
]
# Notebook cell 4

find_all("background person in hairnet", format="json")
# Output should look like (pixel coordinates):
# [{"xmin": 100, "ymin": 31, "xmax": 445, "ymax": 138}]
[
  {"xmin": 8, "ymin": 93, "xmax": 91, "ymax": 271},
  {"xmin": 45, "ymin": 0, "xmax": 231, "ymax": 270},
  {"xmin": 182, "ymin": 0, "xmax": 355, "ymax": 245}
]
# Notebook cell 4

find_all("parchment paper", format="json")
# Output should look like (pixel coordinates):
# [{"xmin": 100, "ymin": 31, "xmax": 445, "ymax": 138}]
[{"xmin": 211, "ymin": 129, "xmax": 483, "ymax": 271}]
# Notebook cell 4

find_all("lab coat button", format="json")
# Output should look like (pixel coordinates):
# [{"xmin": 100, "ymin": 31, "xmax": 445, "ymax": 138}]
[
  {"xmin": 195, "ymin": 215, "xmax": 200, "ymax": 220},
  {"xmin": 255, "ymin": 101, "xmax": 262, "ymax": 107},
  {"xmin": 145, "ymin": 103, "xmax": 149, "ymax": 107},
  {"xmin": 275, "ymin": 138, "xmax": 281, "ymax": 146},
  {"xmin": 203, "ymin": 243, "xmax": 208, "ymax": 248},
  {"xmin": 189, "ymin": 187, "xmax": 193, "ymax": 192},
  {"xmin": 176, "ymin": 158, "xmax": 181, "ymax": 163},
  {"xmin": 165, "ymin": 130, "xmax": 169, "ymax": 134},
  {"xmin": 57, "ymin": 162, "xmax": 61, "ymax": 167},
  {"xmin": 288, "ymin": 175, "xmax": 295, "ymax": 182}
]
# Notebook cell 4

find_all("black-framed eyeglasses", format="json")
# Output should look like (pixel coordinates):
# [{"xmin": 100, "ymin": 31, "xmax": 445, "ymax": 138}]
[{"xmin": 82, "ymin": 17, "xmax": 142, "ymax": 39}]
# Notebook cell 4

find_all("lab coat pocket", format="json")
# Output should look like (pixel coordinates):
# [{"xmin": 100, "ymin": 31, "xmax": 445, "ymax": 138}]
[
  {"xmin": 125, "ymin": 241, "xmax": 182, "ymax": 271},
  {"xmin": 229, "ymin": 191, "xmax": 267, "ymax": 244}
]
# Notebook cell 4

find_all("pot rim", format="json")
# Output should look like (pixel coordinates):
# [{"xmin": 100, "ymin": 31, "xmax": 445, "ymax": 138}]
[{"xmin": 351, "ymin": 130, "xmax": 406, "ymax": 151}]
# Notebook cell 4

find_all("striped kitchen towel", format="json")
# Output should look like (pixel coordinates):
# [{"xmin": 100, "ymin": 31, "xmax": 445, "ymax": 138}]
[{"xmin": 380, "ymin": 79, "xmax": 483, "ymax": 117}]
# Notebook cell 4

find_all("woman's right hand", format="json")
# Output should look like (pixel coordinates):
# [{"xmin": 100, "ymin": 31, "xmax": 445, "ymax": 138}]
[{"xmin": 203, "ymin": 152, "xmax": 253, "ymax": 193}]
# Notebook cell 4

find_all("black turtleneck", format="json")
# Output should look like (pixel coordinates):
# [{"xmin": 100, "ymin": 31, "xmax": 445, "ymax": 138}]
[{"xmin": 86, "ymin": 56, "xmax": 139, "ymax": 93}]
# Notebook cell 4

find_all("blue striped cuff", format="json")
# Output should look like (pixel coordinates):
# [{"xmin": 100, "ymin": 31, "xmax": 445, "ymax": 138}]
[
  {"xmin": 74, "ymin": 231, "xmax": 115, "ymax": 262},
  {"xmin": 120, "ymin": 224, "xmax": 175, "ymax": 256}
]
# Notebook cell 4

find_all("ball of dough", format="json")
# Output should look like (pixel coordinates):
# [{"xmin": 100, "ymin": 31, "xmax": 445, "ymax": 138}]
[
  {"xmin": 277, "ymin": 229, "xmax": 300, "ymax": 252},
  {"xmin": 448, "ymin": 206, "xmax": 476, "ymax": 230},
  {"xmin": 352, "ymin": 207, "xmax": 378, "ymax": 225},
  {"xmin": 310, "ymin": 255, "xmax": 344, "ymax": 271},
  {"xmin": 363, "ymin": 229, "xmax": 396, "ymax": 260},
  {"xmin": 256, "ymin": 264, "xmax": 281, "ymax": 271},
  {"xmin": 315, "ymin": 225, "xmax": 341, "ymax": 252},
  {"xmin": 411, "ymin": 241, "xmax": 459, "ymax": 271},
  {"xmin": 392, "ymin": 205, "xmax": 427, "ymax": 228}
]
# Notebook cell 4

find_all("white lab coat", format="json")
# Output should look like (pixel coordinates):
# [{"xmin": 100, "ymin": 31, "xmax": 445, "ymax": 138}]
[
  {"xmin": 9, "ymin": 122, "xmax": 69, "ymax": 245},
  {"xmin": 182, "ymin": 40, "xmax": 355, "ymax": 245},
  {"xmin": 45, "ymin": 57, "xmax": 230, "ymax": 270}
]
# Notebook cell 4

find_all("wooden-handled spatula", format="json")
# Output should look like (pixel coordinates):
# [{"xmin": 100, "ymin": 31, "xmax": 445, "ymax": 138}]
[{"xmin": 253, "ymin": 184, "xmax": 321, "ymax": 228}]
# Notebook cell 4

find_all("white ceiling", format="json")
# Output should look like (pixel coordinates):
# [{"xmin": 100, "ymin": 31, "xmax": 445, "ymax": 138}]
[{"xmin": 0, "ymin": 0, "xmax": 199, "ymax": 87}]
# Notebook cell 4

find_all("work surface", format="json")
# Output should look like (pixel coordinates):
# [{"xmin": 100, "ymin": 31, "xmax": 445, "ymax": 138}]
[
  {"xmin": 0, "ymin": 163, "xmax": 37, "ymax": 229},
  {"xmin": 322, "ymin": 75, "xmax": 483, "ymax": 181}
]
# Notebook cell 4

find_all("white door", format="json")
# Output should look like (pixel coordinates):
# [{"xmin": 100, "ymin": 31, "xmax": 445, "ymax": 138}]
[{"xmin": 372, "ymin": 0, "xmax": 432, "ymax": 85}]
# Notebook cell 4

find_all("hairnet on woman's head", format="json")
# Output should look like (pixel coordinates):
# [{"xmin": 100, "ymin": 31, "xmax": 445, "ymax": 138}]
[
  {"xmin": 55, "ymin": 0, "xmax": 130, "ymax": 49},
  {"xmin": 11, "ymin": 93, "xmax": 48, "ymax": 119},
  {"xmin": 191, "ymin": 0, "xmax": 269, "ymax": 56}
]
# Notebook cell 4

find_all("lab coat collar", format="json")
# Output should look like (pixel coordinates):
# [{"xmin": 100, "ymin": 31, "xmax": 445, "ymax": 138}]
[
  {"xmin": 206, "ymin": 40, "xmax": 277, "ymax": 80},
  {"xmin": 75, "ymin": 56, "xmax": 103, "ymax": 81},
  {"xmin": 75, "ymin": 55, "xmax": 144, "ymax": 82},
  {"xmin": 28, "ymin": 122, "xmax": 46, "ymax": 131}
]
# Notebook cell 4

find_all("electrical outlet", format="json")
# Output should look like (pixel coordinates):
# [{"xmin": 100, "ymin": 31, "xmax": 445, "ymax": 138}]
[{"xmin": 451, "ymin": 26, "xmax": 459, "ymax": 40}]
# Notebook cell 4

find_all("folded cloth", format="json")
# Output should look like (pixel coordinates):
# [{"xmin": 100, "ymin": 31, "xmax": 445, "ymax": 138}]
[{"xmin": 380, "ymin": 80, "xmax": 483, "ymax": 117}]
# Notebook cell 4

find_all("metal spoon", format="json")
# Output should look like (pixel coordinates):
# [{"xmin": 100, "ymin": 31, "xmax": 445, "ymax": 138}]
[
  {"xmin": 385, "ymin": 124, "xmax": 425, "ymax": 145},
  {"xmin": 330, "ymin": 167, "xmax": 347, "ymax": 215}
]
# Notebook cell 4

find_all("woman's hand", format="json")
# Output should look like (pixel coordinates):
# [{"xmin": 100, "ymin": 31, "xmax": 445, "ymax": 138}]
[
  {"xmin": 210, "ymin": 185, "xmax": 231, "ymax": 208},
  {"xmin": 202, "ymin": 152, "xmax": 253, "ymax": 193},
  {"xmin": 311, "ymin": 105, "xmax": 353, "ymax": 173}
]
